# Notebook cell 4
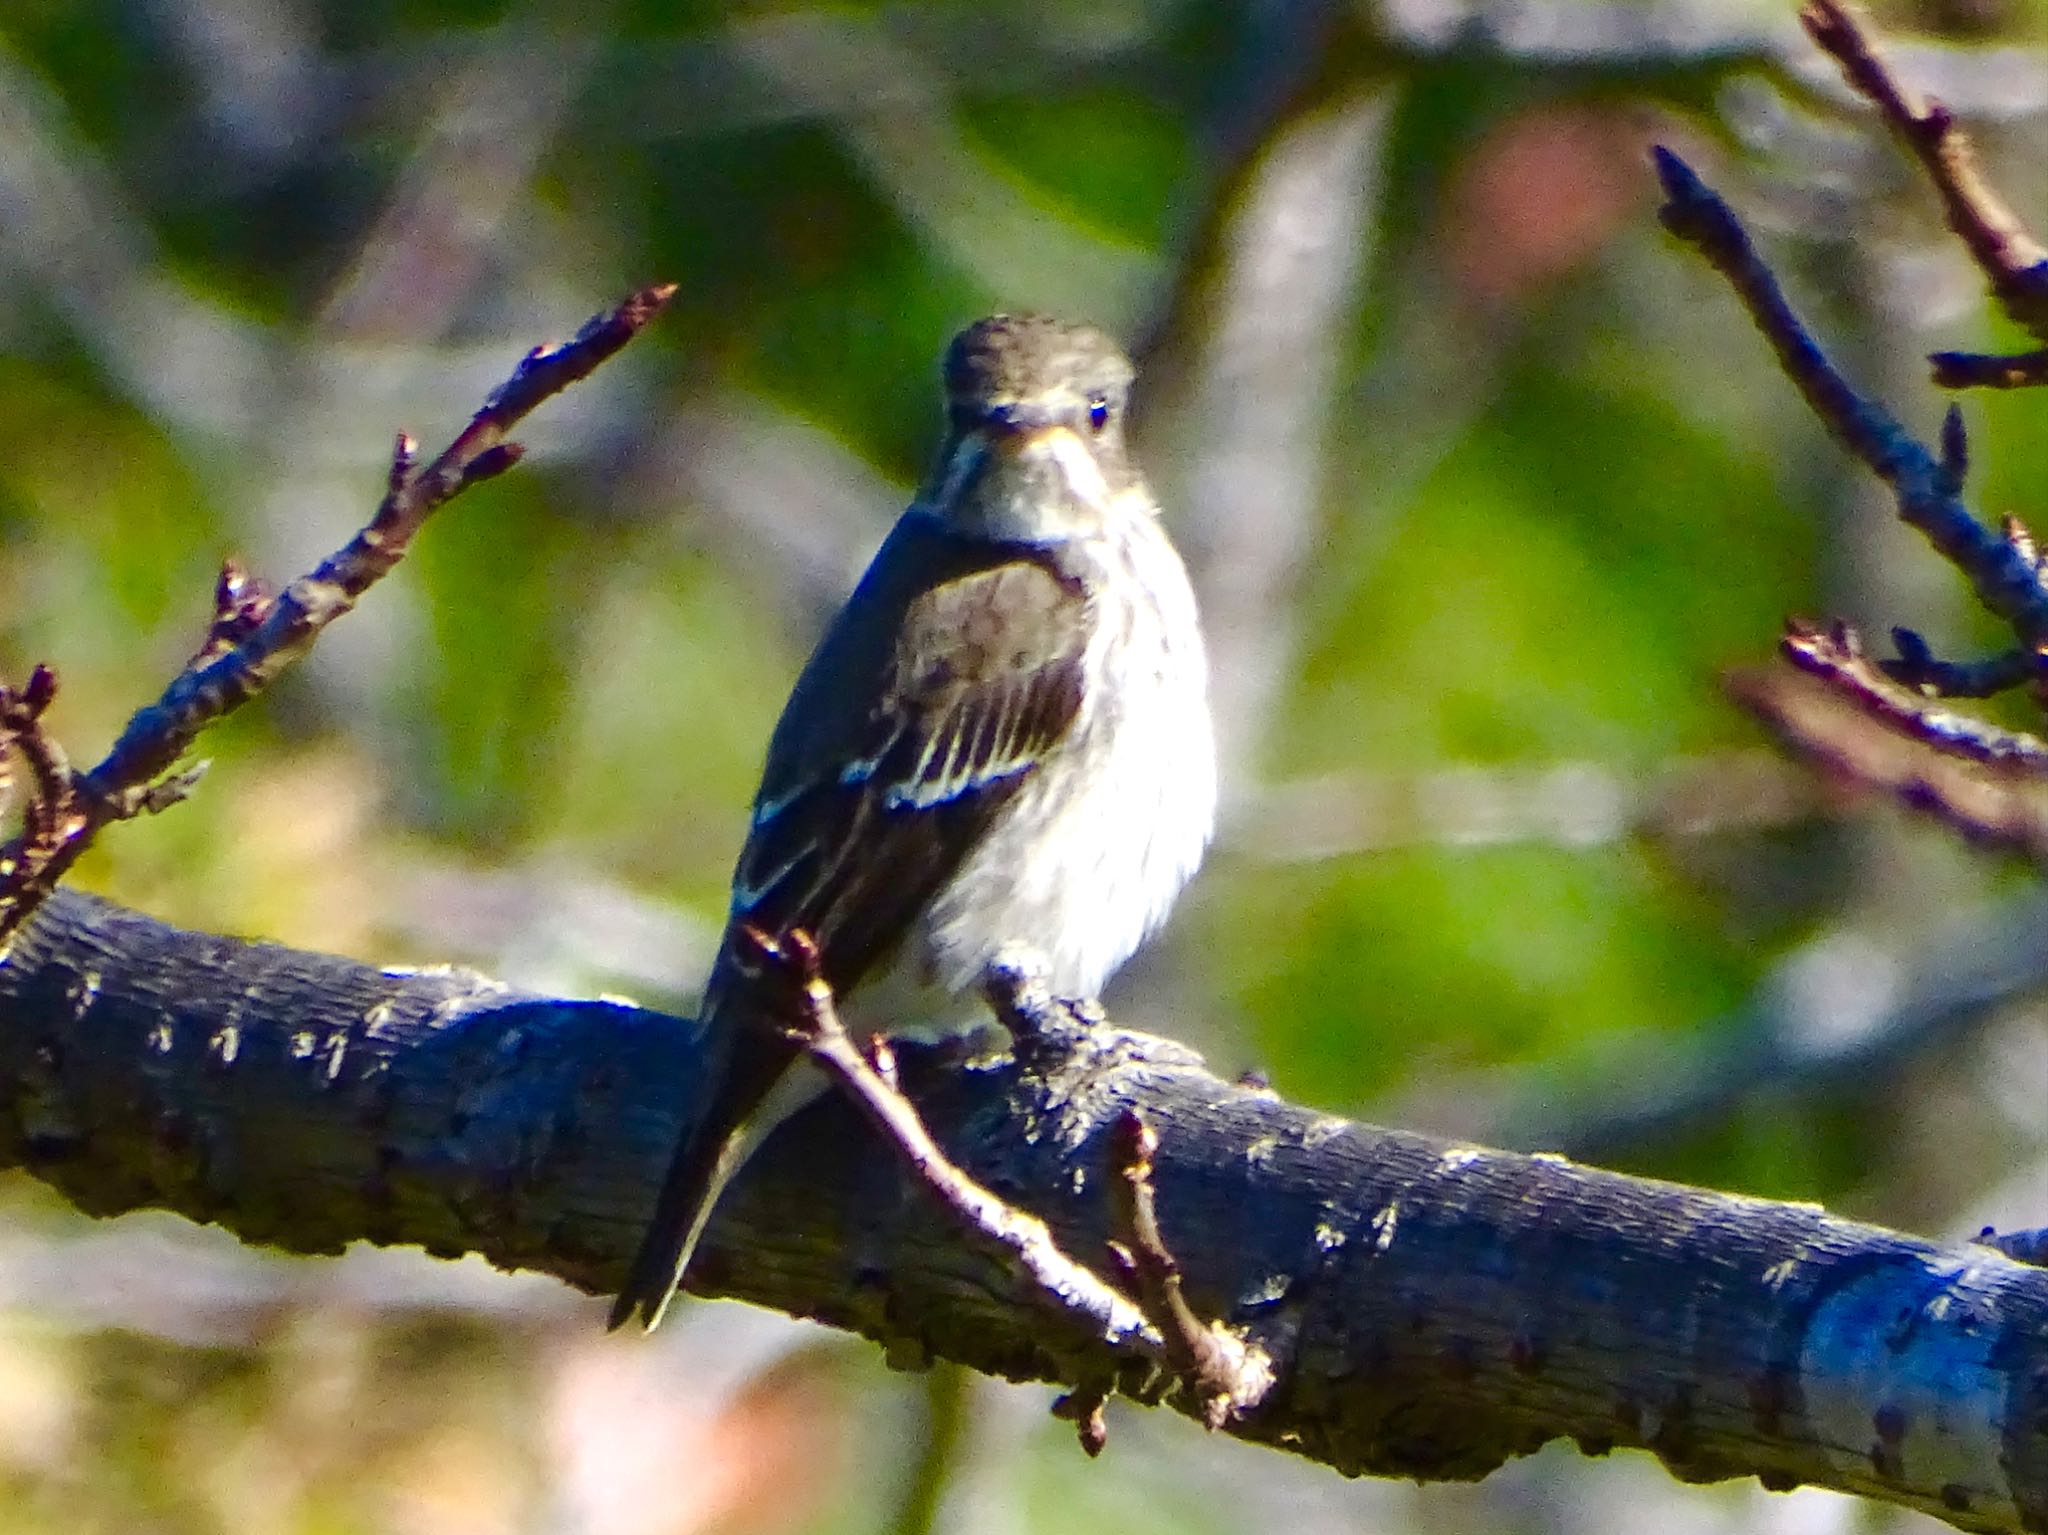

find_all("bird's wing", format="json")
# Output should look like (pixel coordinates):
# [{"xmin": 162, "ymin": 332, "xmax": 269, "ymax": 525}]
[
  {"xmin": 726, "ymin": 537, "xmax": 1093, "ymax": 994},
  {"xmin": 609, "ymin": 532, "xmax": 1091, "ymax": 1332}
]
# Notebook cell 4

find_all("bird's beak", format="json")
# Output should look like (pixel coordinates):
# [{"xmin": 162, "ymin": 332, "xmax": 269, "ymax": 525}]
[
  {"xmin": 927, "ymin": 412, "xmax": 1113, "ymax": 530},
  {"xmin": 974, "ymin": 407, "xmax": 1083, "ymax": 468}
]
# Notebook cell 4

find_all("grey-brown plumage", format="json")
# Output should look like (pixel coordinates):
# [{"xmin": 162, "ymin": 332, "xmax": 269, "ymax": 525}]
[{"xmin": 609, "ymin": 315, "xmax": 1215, "ymax": 1331}]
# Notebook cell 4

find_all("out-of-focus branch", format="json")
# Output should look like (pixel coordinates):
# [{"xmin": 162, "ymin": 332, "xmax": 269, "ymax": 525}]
[
  {"xmin": 1729, "ymin": 648, "xmax": 2048, "ymax": 857},
  {"xmin": 1798, "ymin": 0, "xmax": 2048, "ymax": 376},
  {"xmin": 1779, "ymin": 620, "xmax": 2048, "ymax": 767},
  {"xmin": 1137, "ymin": 87, "xmax": 1382, "ymax": 784},
  {"xmin": 0, "ymin": 285, "xmax": 674, "ymax": 947},
  {"xmin": 1234, "ymin": 750, "xmax": 1815, "ymax": 861},
  {"xmin": 1492, "ymin": 884, "xmax": 2048, "ymax": 1161}
]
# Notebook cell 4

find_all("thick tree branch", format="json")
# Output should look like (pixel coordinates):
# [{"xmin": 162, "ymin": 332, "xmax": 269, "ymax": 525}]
[{"xmin": 4, "ymin": 889, "xmax": 2048, "ymax": 1530}]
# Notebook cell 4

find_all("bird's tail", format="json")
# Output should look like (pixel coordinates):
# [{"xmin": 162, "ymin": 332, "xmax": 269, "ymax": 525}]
[{"xmin": 607, "ymin": 1019, "xmax": 803, "ymax": 1332}]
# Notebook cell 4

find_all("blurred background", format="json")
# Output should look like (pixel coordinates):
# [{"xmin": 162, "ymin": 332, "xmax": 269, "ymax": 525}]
[{"xmin": 3, "ymin": 0, "xmax": 2048, "ymax": 1530}]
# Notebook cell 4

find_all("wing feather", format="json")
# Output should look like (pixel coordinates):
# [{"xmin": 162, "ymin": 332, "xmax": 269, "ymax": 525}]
[{"xmin": 721, "ymin": 542, "xmax": 1091, "ymax": 996}]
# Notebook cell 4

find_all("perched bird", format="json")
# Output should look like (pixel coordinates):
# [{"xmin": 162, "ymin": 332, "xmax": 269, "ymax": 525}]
[{"xmin": 609, "ymin": 314, "xmax": 1216, "ymax": 1331}]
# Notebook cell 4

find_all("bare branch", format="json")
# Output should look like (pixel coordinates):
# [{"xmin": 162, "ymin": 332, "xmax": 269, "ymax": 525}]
[
  {"xmin": 1106, "ymin": 1109, "xmax": 1275, "ymax": 1432},
  {"xmin": 1657, "ymin": 137, "xmax": 2048, "ymax": 839},
  {"xmin": 736, "ymin": 926, "xmax": 1162, "ymax": 1364},
  {"xmin": 744, "ymin": 934, "xmax": 1276, "ymax": 1451},
  {"xmin": 1931, "ymin": 348, "xmax": 2048, "ymax": 391},
  {"xmin": 1884, "ymin": 628, "xmax": 2033, "ymax": 698},
  {"xmin": 1781, "ymin": 621, "xmax": 2048, "ymax": 768},
  {"xmin": 1727, "ymin": 645, "xmax": 2048, "ymax": 857},
  {"xmin": 0, "ymin": 667, "xmax": 84, "ymax": 902},
  {"xmin": 0, "ymin": 284, "xmax": 674, "ymax": 948},
  {"xmin": 1655, "ymin": 148, "xmax": 2048, "ymax": 651},
  {"xmin": 1800, "ymin": 0, "xmax": 2048, "ymax": 350}
]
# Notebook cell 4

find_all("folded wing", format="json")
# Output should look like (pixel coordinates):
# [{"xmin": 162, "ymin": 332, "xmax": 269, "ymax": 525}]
[{"xmin": 728, "ymin": 530, "xmax": 1093, "ymax": 994}]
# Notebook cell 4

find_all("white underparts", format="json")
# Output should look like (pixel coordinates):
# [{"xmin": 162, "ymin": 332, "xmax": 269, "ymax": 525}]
[{"xmin": 918, "ymin": 488, "xmax": 1216, "ymax": 999}]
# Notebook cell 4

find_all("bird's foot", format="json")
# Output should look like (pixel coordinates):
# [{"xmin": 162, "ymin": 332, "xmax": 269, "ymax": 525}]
[{"xmin": 979, "ymin": 944, "xmax": 1205, "ymax": 1078}]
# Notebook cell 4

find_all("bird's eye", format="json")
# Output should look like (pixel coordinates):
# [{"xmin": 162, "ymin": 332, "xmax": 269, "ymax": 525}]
[{"xmin": 1087, "ymin": 393, "xmax": 1112, "ymax": 434}]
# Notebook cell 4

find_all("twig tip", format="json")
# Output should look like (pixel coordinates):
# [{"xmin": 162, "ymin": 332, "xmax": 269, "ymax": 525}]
[
  {"xmin": 1649, "ymin": 144, "xmax": 1696, "ymax": 200},
  {"xmin": 1938, "ymin": 403, "xmax": 1969, "ymax": 490},
  {"xmin": 1113, "ymin": 1107, "xmax": 1159, "ymax": 1170},
  {"xmin": 21, "ymin": 665, "xmax": 57, "ymax": 714},
  {"xmin": 388, "ymin": 433, "xmax": 419, "ymax": 496},
  {"xmin": 635, "ymin": 281, "xmax": 679, "ymax": 313}
]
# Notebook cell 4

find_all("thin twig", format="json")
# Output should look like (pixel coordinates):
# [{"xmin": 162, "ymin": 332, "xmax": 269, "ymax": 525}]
[
  {"xmin": 1781, "ymin": 621, "xmax": 2048, "ymax": 767},
  {"xmin": 1727, "ymin": 654, "xmax": 2048, "ymax": 857},
  {"xmin": 1800, "ymin": 0, "xmax": 2048, "ymax": 347},
  {"xmin": 84, "ymin": 283, "xmax": 674, "ymax": 811},
  {"xmin": 0, "ymin": 284, "xmax": 674, "ymax": 946},
  {"xmin": 190, "ymin": 558, "xmax": 277, "ymax": 669},
  {"xmin": 1655, "ymin": 148, "xmax": 2048, "ymax": 653},
  {"xmin": 736, "ymin": 927, "xmax": 1281, "ymax": 1454},
  {"xmin": 1884, "ymin": 628, "xmax": 2034, "ymax": 698},
  {"xmin": 733, "ymin": 926, "xmax": 1161, "ymax": 1358},
  {"xmin": 1930, "ymin": 348, "xmax": 2048, "ymax": 391},
  {"xmin": 1656, "ymin": 132, "xmax": 2048, "ymax": 845},
  {"xmin": 0, "ymin": 667, "xmax": 84, "ymax": 908},
  {"xmin": 1106, "ymin": 1109, "xmax": 1276, "ymax": 1431}
]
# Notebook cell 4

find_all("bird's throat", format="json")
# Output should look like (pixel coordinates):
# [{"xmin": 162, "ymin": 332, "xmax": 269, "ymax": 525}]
[{"xmin": 927, "ymin": 427, "xmax": 1128, "ymax": 543}]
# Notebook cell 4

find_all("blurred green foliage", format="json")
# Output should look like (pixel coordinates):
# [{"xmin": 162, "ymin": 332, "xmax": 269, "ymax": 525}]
[{"xmin": 2, "ymin": 0, "xmax": 2046, "ymax": 1530}]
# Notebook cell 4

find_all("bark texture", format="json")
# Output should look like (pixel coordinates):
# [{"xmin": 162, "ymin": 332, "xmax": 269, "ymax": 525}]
[{"xmin": 1, "ymin": 888, "xmax": 2044, "ymax": 1531}]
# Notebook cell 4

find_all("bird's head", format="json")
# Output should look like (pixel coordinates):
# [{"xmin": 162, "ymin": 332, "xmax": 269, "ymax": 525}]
[{"xmin": 921, "ymin": 314, "xmax": 1142, "ymax": 543}]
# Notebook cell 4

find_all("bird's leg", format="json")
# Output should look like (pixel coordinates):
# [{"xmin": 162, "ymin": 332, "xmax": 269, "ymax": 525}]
[
  {"xmin": 978, "ymin": 942, "xmax": 1099, "ymax": 1062},
  {"xmin": 979, "ymin": 945, "xmax": 1208, "ymax": 1080}
]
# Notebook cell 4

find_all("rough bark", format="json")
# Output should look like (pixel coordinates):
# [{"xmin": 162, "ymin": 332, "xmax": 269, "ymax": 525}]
[{"xmin": 0, "ymin": 887, "xmax": 2044, "ymax": 1531}]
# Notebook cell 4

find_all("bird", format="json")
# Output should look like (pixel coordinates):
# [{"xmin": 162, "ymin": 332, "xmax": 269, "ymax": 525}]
[{"xmin": 608, "ymin": 313, "xmax": 1216, "ymax": 1331}]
